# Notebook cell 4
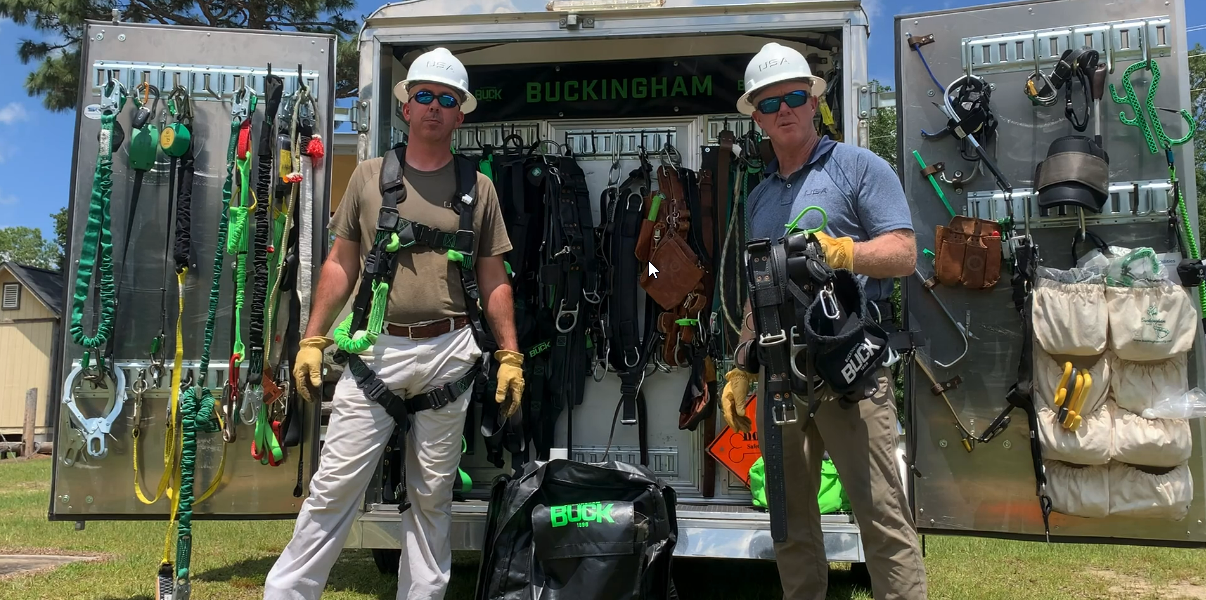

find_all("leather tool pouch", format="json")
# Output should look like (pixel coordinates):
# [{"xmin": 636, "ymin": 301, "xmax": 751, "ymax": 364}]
[
  {"xmin": 933, "ymin": 215, "xmax": 1003, "ymax": 289},
  {"xmin": 641, "ymin": 230, "xmax": 704, "ymax": 310},
  {"xmin": 634, "ymin": 192, "xmax": 658, "ymax": 263}
]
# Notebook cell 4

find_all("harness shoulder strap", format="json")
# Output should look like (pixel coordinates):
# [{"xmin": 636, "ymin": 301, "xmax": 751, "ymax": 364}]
[{"xmin": 380, "ymin": 145, "xmax": 407, "ymax": 210}]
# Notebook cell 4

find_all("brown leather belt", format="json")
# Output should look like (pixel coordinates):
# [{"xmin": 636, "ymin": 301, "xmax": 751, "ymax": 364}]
[{"xmin": 386, "ymin": 315, "xmax": 470, "ymax": 339}]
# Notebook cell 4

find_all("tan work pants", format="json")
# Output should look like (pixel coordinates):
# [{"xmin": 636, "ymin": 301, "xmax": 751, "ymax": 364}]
[{"xmin": 761, "ymin": 368, "xmax": 928, "ymax": 600}]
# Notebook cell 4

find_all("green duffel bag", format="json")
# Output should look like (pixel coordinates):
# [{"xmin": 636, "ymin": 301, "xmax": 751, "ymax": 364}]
[{"xmin": 749, "ymin": 457, "xmax": 851, "ymax": 514}]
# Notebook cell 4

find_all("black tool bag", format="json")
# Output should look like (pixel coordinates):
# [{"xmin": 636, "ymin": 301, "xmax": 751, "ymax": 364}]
[{"xmin": 473, "ymin": 459, "xmax": 679, "ymax": 600}]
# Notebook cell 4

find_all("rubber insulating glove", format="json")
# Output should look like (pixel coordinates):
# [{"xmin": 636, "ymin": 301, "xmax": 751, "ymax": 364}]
[
  {"xmin": 721, "ymin": 368, "xmax": 754, "ymax": 433},
  {"xmin": 294, "ymin": 336, "xmax": 332, "ymax": 403},
  {"xmin": 494, "ymin": 350, "xmax": 525, "ymax": 419},
  {"xmin": 814, "ymin": 230, "xmax": 855, "ymax": 270}
]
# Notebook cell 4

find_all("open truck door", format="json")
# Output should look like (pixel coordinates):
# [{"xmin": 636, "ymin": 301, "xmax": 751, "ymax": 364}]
[
  {"xmin": 49, "ymin": 21, "xmax": 335, "ymax": 523},
  {"xmin": 896, "ymin": 0, "xmax": 1206, "ymax": 545},
  {"xmin": 346, "ymin": 0, "xmax": 883, "ymax": 565}
]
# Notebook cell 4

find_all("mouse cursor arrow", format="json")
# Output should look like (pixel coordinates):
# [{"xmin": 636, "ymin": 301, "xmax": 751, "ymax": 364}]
[{"xmin": 648, "ymin": 263, "xmax": 659, "ymax": 278}]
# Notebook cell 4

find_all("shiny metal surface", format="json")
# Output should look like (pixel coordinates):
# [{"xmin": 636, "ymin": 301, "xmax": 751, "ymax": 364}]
[
  {"xmin": 51, "ymin": 21, "xmax": 336, "ymax": 518},
  {"xmin": 348, "ymin": 502, "xmax": 865, "ymax": 561},
  {"xmin": 895, "ymin": 0, "xmax": 1206, "ymax": 544}
]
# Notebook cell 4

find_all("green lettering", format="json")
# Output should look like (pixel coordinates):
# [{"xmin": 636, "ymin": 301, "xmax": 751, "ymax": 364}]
[
  {"xmin": 600, "ymin": 503, "xmax": 615, "ymax": 523},
  {"xmin": 565, "ymin": 80, "xmax": 579, "ymax": 102},
  {"xmin": 582, "ymin": 504, "xmax": 595, "ymax": 521},
  {"xmin": 651, "ymin": 77, "xmax": 667, "ymax": 98},
  {"xmin": 671, "ymin": 76, "xmax": 688, "ymax": 96},
  {"xmin": 611, "ymin": 79, "xmax": 627, "ymax": 99},
  {"xmin": 568, "ymin": 505, "xmax": 582, "ymax": 523},
  {"xmin": 583, "ymin": 79, "xmax": 598, "ymax": 101},
  {"xmin": 633, "ymin": 78, "xmax": 647, "ymax": 98},
  {"xmin": 527, "ymin": 82, "xmax": 542, "ymax": 103},
  {"xmin": 545, "ymin": 82, "xmax": 561, "ymax": 102},
  {"xmin": 551, "ymin": 505, "xmax": 568, "ymax": 527},
  {"xmin": 692, "ymin": 75, "xmax": 713, "ymax": 96}
]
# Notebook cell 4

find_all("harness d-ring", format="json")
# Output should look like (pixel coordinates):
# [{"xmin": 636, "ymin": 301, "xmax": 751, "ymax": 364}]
[
  {"xmin": 786, "ymin": 205, "xmax": 829, "ymax": 235},
  {"xmin": 61, "ymin": 363, "xmax": 127, "ymax": 459},
  {"xmin": 789, "ymin": 325, "xmax": 810, "ymax": 381}
]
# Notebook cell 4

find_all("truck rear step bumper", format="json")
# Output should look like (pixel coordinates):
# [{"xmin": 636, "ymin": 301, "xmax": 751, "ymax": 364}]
[{"xmin": 346, "ymin": 501, "xmax": 866, "ymax": 562}]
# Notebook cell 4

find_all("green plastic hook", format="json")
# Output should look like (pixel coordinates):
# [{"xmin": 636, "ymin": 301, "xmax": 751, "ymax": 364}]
[{"xmin": 785, "ymin": 205, "xmax": 828, "ymax": 235}]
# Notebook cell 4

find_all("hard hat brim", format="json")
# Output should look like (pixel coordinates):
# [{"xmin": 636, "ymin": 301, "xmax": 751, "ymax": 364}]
[
  {"xmin": 736, "ymin": 75, "xmax": 826, "ymax": 116},
  {"xmin": 394, "ymin": 79, "xmax": 478, "ymax": 115}
]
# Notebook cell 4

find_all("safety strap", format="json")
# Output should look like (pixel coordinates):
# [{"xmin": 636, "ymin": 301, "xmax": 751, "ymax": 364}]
[
  {"xmin": 70, "ymin": 80, "xmax": 124, "ymax": 370},
  {"xmin": 244, "ymin": 73, "xmax": 285, "ymax": 417},
  {"xmin": 746, "ymin": 237, "xmax": 797, "ymax": 543},
  {"xmin": 219, "ymin": 91, "xmax": 256, "ymax": 443}
]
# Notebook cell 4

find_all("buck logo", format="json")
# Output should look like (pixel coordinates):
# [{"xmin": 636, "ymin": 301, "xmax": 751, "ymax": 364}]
[
  {"xmin": 840, "ymin": 338, "xmax": 881, "ymax": 384},
  {"xmin": 550, "ymin": 502, "xmax": 616, "ymax": 528}
]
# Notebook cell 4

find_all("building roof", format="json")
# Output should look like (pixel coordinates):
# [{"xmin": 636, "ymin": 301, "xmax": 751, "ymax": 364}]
[{"xmin": 1, "ymin": 262, "xmax": 65, "ymax": 317}]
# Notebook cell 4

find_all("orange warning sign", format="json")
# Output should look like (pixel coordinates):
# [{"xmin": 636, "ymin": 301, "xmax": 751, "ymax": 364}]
[{"xmin": 706, "ymin": 394, "xmax": 761, "ymax": 487}]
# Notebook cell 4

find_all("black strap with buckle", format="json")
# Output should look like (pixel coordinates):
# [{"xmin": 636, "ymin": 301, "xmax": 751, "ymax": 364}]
[{"xmin": 746, "ymin": 237, "xmax": 795, "ymax": 543}]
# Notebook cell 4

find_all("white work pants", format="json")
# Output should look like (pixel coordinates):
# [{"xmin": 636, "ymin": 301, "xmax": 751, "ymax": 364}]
[{"xmin": 264, "ymin": 325, "xmax": 480, "ymax": 600}]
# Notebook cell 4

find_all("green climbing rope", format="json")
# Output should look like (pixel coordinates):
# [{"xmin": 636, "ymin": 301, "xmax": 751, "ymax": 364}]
[{"xmin": 70, "ymin": 81, "xmax": 125, "ymax": 363}]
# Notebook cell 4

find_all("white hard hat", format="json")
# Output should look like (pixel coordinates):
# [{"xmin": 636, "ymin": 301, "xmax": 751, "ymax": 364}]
[
  {"xmin": 737, "ymin": 42, "xmax": 826, "ymax": 116},
  {"xmin": 393, "ymin": 47, "xmax": 477, "ymax": 114}
]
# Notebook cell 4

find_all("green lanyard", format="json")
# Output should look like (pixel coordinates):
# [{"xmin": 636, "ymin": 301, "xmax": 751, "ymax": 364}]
[{"xmin": 70, "ymin": 80, "xmax": 125, "ymax": 373}]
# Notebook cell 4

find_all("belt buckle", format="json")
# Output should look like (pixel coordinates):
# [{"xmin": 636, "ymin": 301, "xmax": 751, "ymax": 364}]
[
  {"xmin": 772, "ymin": 394, "xmax": 798, "ymax": 425},
  {"xmin": 427, "ymin": 386, "xmax": 453, "ymax": 410}
]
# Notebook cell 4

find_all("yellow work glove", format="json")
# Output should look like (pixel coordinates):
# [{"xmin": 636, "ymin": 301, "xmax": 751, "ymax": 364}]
[
  {"xmin": 721, "ymin": 368, "xmax": 754, "ymax": 433},
  {"xmin": 813, "ymin": 230, "xmax": 855, "ymax": 270},
  {"xmin": 293, "ymin": 336, "xmax": 332, "ymax": 403},
  {"xmin": 494, "ymin": 350, "xmax": 525, "ymax": 419}
]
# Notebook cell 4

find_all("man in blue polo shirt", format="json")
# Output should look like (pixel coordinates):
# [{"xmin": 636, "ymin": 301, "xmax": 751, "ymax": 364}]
[{"xmin": 720, "ymin": 42, "xmax": 928, "ymax": 600}]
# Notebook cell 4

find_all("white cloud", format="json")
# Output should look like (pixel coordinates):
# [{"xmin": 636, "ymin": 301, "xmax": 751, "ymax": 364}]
[
  {"xmin": 0, "ymin": 188, "xmax": 17, "ymax": 206},
  {"xmin": 0, "ymin": 103, "xmax": 29, "ymax": 125}
]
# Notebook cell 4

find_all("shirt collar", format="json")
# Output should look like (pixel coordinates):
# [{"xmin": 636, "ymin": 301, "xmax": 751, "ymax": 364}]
[{"xmin": 764, "ymin": 135, "xmax": 837, "ymax": 178}]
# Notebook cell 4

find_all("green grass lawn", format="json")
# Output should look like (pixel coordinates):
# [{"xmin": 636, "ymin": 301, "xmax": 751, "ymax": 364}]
[{"xmin": 2, "ymin": 456, "xmax": 1205, "ymax": 599}]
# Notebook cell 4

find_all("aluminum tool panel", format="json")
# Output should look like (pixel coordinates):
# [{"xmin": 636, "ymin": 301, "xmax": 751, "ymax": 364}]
[
  {"xmin": 50, "ymin": 21, "xmax": 336, "ymax": 519},
  {"xmin": 894, "ymin": 0, "xmax": 1206, "ymax": 544}
]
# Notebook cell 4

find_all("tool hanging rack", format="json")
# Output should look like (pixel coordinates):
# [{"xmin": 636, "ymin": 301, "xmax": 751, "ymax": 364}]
[{"xmin": 90, "ymin": 61, "xmax": 321, "ymax": 104}]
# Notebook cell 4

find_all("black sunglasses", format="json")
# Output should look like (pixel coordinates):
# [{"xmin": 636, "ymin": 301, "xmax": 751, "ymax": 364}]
[
  {"xmin": 413, "ymin": 89, "xmax": 460, "ymax": 109},
  {"xmin": 756, "ymin": 90, "xmax": 810, "ymax": 114}
]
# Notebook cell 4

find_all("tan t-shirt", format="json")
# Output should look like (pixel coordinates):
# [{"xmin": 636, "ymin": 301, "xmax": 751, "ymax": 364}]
[{"xmin": 330, "ymin": 156, "xmax": 512, "ymax": 324}]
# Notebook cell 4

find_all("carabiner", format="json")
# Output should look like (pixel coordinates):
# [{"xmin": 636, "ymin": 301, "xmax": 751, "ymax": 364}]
[
  {"xmin": 231, "ymin": 86, "xmax": 254, "ymax": 120},
  {"xmin": 555, "ymin": 299, "xmax": 579, "ymax": 333},
  {"xmin": 100, "ymin": 79, "xmax": 126, "ymax": 113},
  {"xmin": 819, "ymin": 286, "xmax": 840, "ymax": 320},
  {"xmin": 130, "ymin": 369, "xmax": 148, "ymax": 438},
  {"xmin": 661, "ymin": 142, "xmax": 682, "ymax": 169}
]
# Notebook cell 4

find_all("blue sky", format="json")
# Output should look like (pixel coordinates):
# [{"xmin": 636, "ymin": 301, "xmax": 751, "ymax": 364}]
[{"xmin": 0, "ymin": 0, "xmax": 1203, "ymax": 239}]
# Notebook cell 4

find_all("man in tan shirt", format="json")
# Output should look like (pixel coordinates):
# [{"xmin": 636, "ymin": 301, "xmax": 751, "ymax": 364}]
[{"xmin": 264, "ymin": 48, "xmax": 523, "ymax": 600}]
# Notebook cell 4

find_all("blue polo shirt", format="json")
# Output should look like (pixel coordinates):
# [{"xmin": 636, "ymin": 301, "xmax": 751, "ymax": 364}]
[{"xmin": 745, "ymin": 136, "xmax": 913, "ymax": 301}]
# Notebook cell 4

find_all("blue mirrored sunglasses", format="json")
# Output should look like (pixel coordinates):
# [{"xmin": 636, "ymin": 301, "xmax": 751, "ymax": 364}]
[
  {"xmin": 413, "ymin": 89, "xmax": 460, "ymax": 109},
  {"xmin": 756, "ymin": 90, "xmax": 810, "ymax": 114}
]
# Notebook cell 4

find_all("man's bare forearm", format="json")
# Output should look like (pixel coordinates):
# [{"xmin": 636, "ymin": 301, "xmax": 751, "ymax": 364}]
[
  {"xmin": 852, "ymin": 230, "xmax": 917, "ymax": 279},
  {"xmin": 477, "ymin": 256, "xmax": 518, "ymax": 352},
  {"xmin": 483, "ymin": 282, "xmax": 517, "ymax": 352},
  {"xmin": 303, "ymin": 254, "xmax": 358, "ymax": 339}
]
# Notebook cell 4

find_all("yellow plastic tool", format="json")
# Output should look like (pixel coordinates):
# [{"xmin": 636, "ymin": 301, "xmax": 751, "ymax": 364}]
[
  {"xmin": 1067, "ymin": 373, "xmax": 1093, "ymax": 431},
  {"xmin": 1054, "ymin": 362, "xmax": 1073, "ymax": 407}
]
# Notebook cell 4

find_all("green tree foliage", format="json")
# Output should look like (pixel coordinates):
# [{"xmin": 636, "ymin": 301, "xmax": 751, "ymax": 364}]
[
  {"xmin": 1190, "ymin": 44, "xmax": 1205, "ymax": 249},
  {"xmin": 52, "ymin": 207, "xmax": 69, "ymax": 271},
  {"xmin": 0, "ymin": 226, "xmax": 59, "ymax": 269},
  {"xmin": 0, "ymin": 0, "xmax": 361, "ymax": 112},
  {"xmin": 867, "ymin": 80, "xmax": 898, "ymax": 172}
]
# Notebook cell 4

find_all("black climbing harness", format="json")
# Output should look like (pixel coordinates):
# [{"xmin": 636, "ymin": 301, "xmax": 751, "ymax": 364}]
[{"xmin": 331, "ymin": 144, "xmax": 483, "ymax": 512}]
